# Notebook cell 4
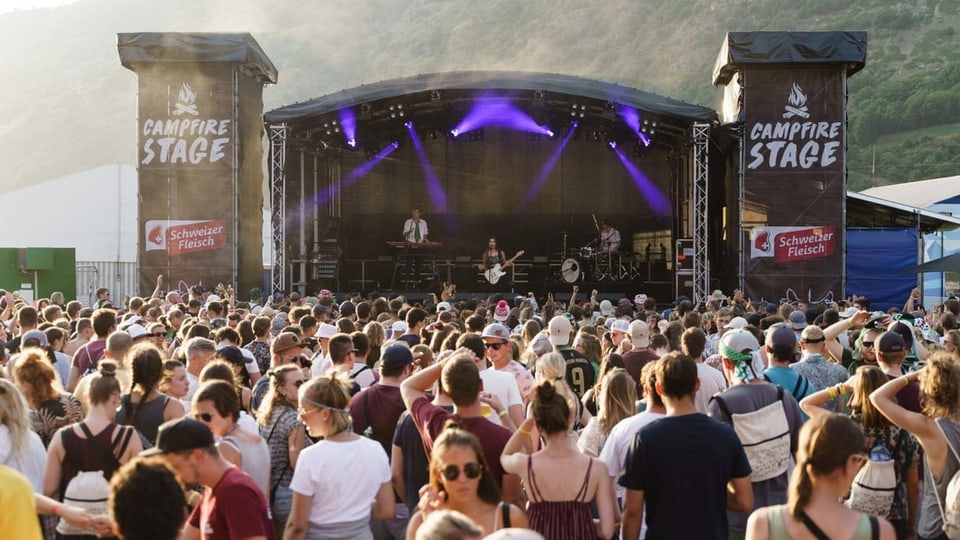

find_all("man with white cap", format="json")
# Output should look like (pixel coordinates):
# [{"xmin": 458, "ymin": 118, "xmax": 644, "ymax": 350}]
[
  {"xmin": 708, "ymin": 328, "xmax": 803, "ymax": 539},
  {"xmin": 609, "ymin": 319, "xmax": 631, "ymax": 354},
  {"xmin": 482, "ymin": 323, "xmax": 534, "ymax": 404},
  {"xmin": 622, "ymin": 320, "xmax": 658, "ymax": 395},
  {"xmin": 309, "ymin": 323, "xmax": 338, "ymax": 378},
  {"xmin": 547, "ymin": 315, "xmax": 595, "ymax": 399}
]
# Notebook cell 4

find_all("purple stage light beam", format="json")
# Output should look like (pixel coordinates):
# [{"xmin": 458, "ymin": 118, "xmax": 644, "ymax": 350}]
[
  {"xmin": 313, "ymin": 142, "xmax": 398, "ymax": 207},
  {"xmin": 451, "ymin": 98, "xmax": 553, "ymax": 137},
  {"xmin": 613, "ymin": 145, "xmax": 672, "ymax": 218},
  {"xmin": 616, "ymin": 105, "xmax": 652, "ymax": 147},
  {"xmin": 339, "ymin": 108, "xmax": 357, "ymax": 148},
  {"xmin": 405, "ymin": 122, "xmax": 449, "ymax": 212},
  {"xmin": 519, "ymin": 121, "xmax": 578, "ymax": 208}
]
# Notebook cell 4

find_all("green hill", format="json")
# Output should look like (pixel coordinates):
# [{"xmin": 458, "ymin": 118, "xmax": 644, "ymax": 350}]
[{"xmin": 1, "ymin": 0, "xmax": 958, "ymax": 193}]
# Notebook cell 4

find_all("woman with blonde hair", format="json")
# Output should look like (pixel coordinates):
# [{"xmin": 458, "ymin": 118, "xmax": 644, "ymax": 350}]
[
  {"xmin": 533, "ymin": 352, "xmax": 591, "ymax": 431},
  {"xmin": 746, "ymin": 413, "xmax": 894, "ymax": 539},
  {"xmin": 285, "ymin": 372, "xmax": 394, "ymax": 540},
  {"xmin": 408, "ymin": 426, "xmax": 527, "ymax": 539},
  {"xmin": 577, "ymin": 368, "xmax": 637, "ymax": 457},
  {"xmin": 502, "ymin": 382, "xmax": 615, "ymax": 539},
  {"xmin": 871, "ymin": 351, "xmax": 960, "ymax": 539},
  {"xmin": 0, "ymin": 378, "xmax": 46, "ymax": 489},
  {"xmin": 364, "ymin": 320, "xmax": 387, "ymax": 367},
  {"xmin": 257, "ymin": 364, "xmax": 308, "ymax": 537},
  {"xmin": 800, "ymin": 365, "xmax": 919, "ymax": 535},
  {"xmin": 13, "ymin": 349, "xmax": 82, "ymax": 447}
]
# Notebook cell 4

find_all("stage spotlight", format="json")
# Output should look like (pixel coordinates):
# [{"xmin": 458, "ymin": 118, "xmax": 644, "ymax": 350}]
[
  {"xmin": 544, "ymin": 128, "xmax": 555, "ymax": 138},
  {"xmin": 608, "ymin": 140, "xmax": 617, "ymax": 150},
  {"xmin": 450, "ymin": 128, "xmax": 460, "ymax": 138},
  {"xmin": 430, "ymin": 90, "xmax": 441, "ymax": 101},
  {"xmin": 404, "ymin": 121, "xmax": 413, "ymax": 129},
  {"xmin": 347, "ymin": 138, "xmax": 357, "ymax": 148}
]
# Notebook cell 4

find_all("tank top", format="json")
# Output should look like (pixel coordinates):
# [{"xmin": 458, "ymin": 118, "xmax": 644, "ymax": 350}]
[
  {"xmin": 485, "ymin": 253, "xmax": 501, "ymax": 269},
  {"xmin": 919, "ymin": 418, "xmax": 960, "ymax": 539},
  {"xmin": 767, "ymin": 505, "xmax": 876, "ymax": 539},
  {"xmin": 116, "ymin": 393, "xmax": 169, "ymax": 445},
  {"xmin": 222, "ymin": 431, "xmax": 272, "ymax": 498},
  {"xmin": 526, "ymin": 454, "xmax": 595, "ymax": 540}
]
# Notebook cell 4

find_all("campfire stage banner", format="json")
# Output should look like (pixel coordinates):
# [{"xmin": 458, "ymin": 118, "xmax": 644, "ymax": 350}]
[{"xmin": 118, "ymin": 33, "xmax": 277, "ymax": 293}]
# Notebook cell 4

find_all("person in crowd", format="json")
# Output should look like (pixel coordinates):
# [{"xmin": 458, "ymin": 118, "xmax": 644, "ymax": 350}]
[
  {"xmin": 191, "ymin": 380, "xmax": 270, "ymax": 497},
  {"xmin": 12, "ymin": 349, "xmax": 83, "ymax": 447},
  {"xmin": 874, "ymin": 331, "xmax": 923, "ymax": 413},
  {"xmin": 145, "ymin": 417, "xmax": 273, "ymax": 540},
  {"xmin": 871, "ymin": 351, "xmax": 960, "ymax": 540},
  {"xmin": 159, "ymin": 359, "xmax": 190, "ymax": 406},
  {"xmin": 201, "ymin": 357, "xmax": 255, "ymax": 417},
  {"xmin": 349, "ymin": 331, "xmax": 378, "ymax": 389},
  {"xmin": 116, "ymin": 343, "xmax": 184, "ymax": 445},
  {"xmin": 790, "ymin": 325, "xmax": 849, "ymax": 411},
  {"xmin": 531, "ymin": 352, "xmax": 591, "ymax": 434},
  {"xmin": 801, "ymin": 365, "xmax": 920, "ymax": 538},
  {"xmin": 107, "ymin": 456, "xmax": 186, "ymax": 540},
  {"xmin": 546, "ymin": 316, "xmax": 595, "ymax": 400},
  {"xmin": 745, "ymin": 413, "xmax": 895, "ymax": 540},
  {"xmin": 74, "ymin": 330, "xmax": 134, "ymax": 413},
  {"xmin": 285, "ymin": 373, "xmax": 394, "ymax": 540},
  {"xmin": 43, "ymin": 361, "xmax": 144, "ymax": 537},
  {"xmin": 251, "ymin": 331, "xmax": 306, "ymax": 412},
  {"xmin": 7, "ymin": 305, "xmax": 40, "ymax": 354},
  {"xmin": 709, "ymin": 329, "xmax": 804, "ymax": 539},
  {"xmin": 502, "ymin": 381, "xmax": 615, "ymax": 539},
  {"xmin": 408, "ymin": 427, "xmax": 527, "ymax": 538},
  {"xmin": 483, "ymin": 323, "xmax": 535, "ymax": 404},
  {"xmin": 0, "ymin": 378, "xmax": 46, "ymax": 489},
  {"xmin": 182, "ymin": 337, "xmax": 217, "ymax": 404},
  {"xmin": 365, "ymin": 321, "xmax": 387, "ymax": 368},
  {"xmin": 681, "ymin": 326, "xmax": 728, "ymax": 413},
  {"xmin": 413, "ymin": 509, "xmax": 484, "ymax": 540},
  {"xmin": 66, "ymin": 308, "xmax": 116, "ymax": 392},
  {"xmin": 255, "ymin": 364, "xmax": 308, "ymax": 538},
  {"xmin": 403, "ymin": 207, "xmax": 429, "ymax": 243},
  {"xmin": 619, "ymin": 352, "xmax": 753, "ymax": 539},
  {"xmin": 23, "ymin": 328, "xmax": 70, "ymax": 385},
  {"xmin": 576, "ymin": 368, "xmax": 636, "ymax": 457},
  {"xmin": 761, "ymin": 323, "xmax": 814, "ymax": 407}
]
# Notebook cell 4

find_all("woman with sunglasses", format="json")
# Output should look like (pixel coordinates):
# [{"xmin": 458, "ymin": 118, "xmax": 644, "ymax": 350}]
[
  {"xmin": 285, "ymin": 373, "xmax": 394, "ymax": 540},
  {"xmin": 746, "ymin": 413, "xmax": 895, "ymax": 540},
  {"xmin": 407, "ymin": 426, "xmax": 527, "ymax": 539},
  {"xmin": 800, "ymin": 366, "xmax": 920, "ymax": 537},
  {"xmin": 257, "ymin": 365, "xmax": 308, "ymax": 538},
  {"xmin": 871, "ymin": 352, "xmax": 960, "ymax": 540},
  {"xmin": 192, "ymin": 380, "xmax": 271, "ymax": 497},
  {"xmin": 502, "ymin": 381, "xmax": 614, "ymax": 540}
]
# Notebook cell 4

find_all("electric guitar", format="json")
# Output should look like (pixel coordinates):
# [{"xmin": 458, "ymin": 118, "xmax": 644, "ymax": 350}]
[{"xmin": 484, "ymin": 250, "xmax": 525, "ymax": 284}]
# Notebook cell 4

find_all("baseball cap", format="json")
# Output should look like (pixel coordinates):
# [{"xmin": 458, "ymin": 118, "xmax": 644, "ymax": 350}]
[
  {"xmin": 788, "ymin": 310, "xmax": 807, "ymax": 330},
  {"xmin": 727, "ymin": 316, "xmax": 749, "ymax": 330},
  {"xmin": 380, "ymin": 343, "xmax": 413, "ymax": 369},
  {"xmin": 126, "ymin": 323, "xmax": 148, "ymax": 340},
  {"xmin": 528, "ymin": 333, "xmax": 553, "ymax": 356},
  {"xmin": 548, "ymin": 315, "xmax": 572, "ymax": 346},
  {"xmin": 599, "ymin": 300, "xmax": 613, "ymax": 316},
  {"xmin": 604, "ymin": 317, "xmax": 615, "ymax": 329},
  {"xmin": 494, "ymin": 300, "xmax": 509, "ymax": 322},
  {"xmin": 436, "ymin": 301, "xmax": 451, "ymax": 312},
  {"xmin": 21, "ymin": 329, "xmax": 49, "ymax": 348},
  {"xmin": 801, "ymin": 325, "xmax": 825, "ymax": 343},
  {"xmin": 392, "ymin": 320, "xmax": 408, "ymax": 335},
  {"xmin": 215, "ymin": 345, "xmax": 245, "ymax": 367},
  {"xmin": 765, "ymin": 323, "xmax": 797, "ymax": 349},
  {"xmin": 314, "ymin": 324, "xmax": 337, "ymax": 340},
  {"xmin": 339, "ymin": 301, "xmax": 356, "ymax": 317},
  {"xmin": 142, "ymin": 418, "xmax": 215, "ymax": 456},
  {"xmin": 610, "ymin": 319, "xmax": 630, "ymax": 334},
  {"xmin": 628, "ymin": 320, "xmax": 651, "ymax": 348},
  {"xmin": 482, "ymin": 323, "xmax": 511, "ymax": 342},
  {"xmin": 838, "ymin": 306, "xmax": 859, "ymax": 319},
  {"xmin": 877, "ymin": 331, "xmax": 907, "ymax": 353},
  {"xmin": 271, "ymin": 332, "xmax": 303, "ymax": 356},
  {"xmin": 720, "ymin": 328, "xmax": 761, "ymax": 354}
]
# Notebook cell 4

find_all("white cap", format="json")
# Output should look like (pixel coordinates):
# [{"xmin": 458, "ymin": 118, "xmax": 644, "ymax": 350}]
[
  {"xmin": 314, "ymin": 323, "xmax": 337, "ymax": 339},
  {"xmin": 548, "ymin": 316, "xmax": 572, "ymax": 346},
  {"xmin": 392, "ymin": 320, "xmax": 408, "ymax": 334},
  {"xmin": 628, "ymin": 320, "xmax": 650, "ymax": 348},
  {"xmin": 436, "ymin": 301, "xmax": 452, "ymax": 312},
  {"xmin": 126, "ymin": 323, "xmax": 148, "ymax": 340},
  {"xmin": 727, "ymin": 316, "xmax": 749, "ymax": 330}
]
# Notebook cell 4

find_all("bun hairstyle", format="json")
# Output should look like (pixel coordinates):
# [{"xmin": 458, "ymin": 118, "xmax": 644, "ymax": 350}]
[
  {"xmin": 788, "ymin": 413, "xmax": 865, "ymax": 518},
  {"xmin": 532, "ymin": 381, "xmax": 571, "ymax": 435},
  {"xmin": 89, "ymin": 360, "xmax": 121, "ymax": 405}
]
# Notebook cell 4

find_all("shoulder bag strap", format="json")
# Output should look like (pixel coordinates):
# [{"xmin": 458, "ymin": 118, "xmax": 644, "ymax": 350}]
[
  {"xmin": 710, "ymin": 394, "xmax": 733, "ymax": 419},
  {"xmin": 797, "ymin": 510, "xmax": 831, "ymax": 540},
  {"xmin": 869, "ymin": 515, "xmax": 879, "ymax": 540},
  {"xmin": 265, "ymin": 410, "xmax": 292, "ymax": 500},
  {"xmin": 500, "ymin": 501, "xmax": 511, "ymax": 529},
  {"xmin": 792, "ymin": 374, "xmax": 805, "ymax": 397}
]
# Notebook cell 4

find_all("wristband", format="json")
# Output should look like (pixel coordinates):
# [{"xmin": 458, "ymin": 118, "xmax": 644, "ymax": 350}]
[
  {"xmin": 51, "ymin": 502, "xmax": 59, "ymax": 516},
  {"xmin": 836, "ymin": 384, "xmax": 849, "ymax": 396},
  {"xmin": 827, "ymin": 386, "xmax": 838, "ymax": 400},
  {"xmin": 848, "ymin": 318, "xmax": 856, "ymax": 329},
  {"xmin": 518, "ymin": 427, "xmax": 531, "ymax": 436},
  {"xmin": 498, "ymin": 409, "xmax": 508, "ymax": 418},
  {"xmin": 902, "ymin": 375, "xmax": 911, "ymax": 388}
]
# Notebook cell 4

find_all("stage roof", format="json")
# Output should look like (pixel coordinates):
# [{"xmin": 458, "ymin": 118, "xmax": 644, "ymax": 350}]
[
  {"xmin": 263, "ymin": 70, "xmax": 718, "ymax": 125},
  {"xmin": 861, "ymin": 175, "xmax": 960, "ymax": 209},
  {"xmin": 847, "ymin": 191, "xmax": 960, "ymax": 232},
  {"xmin": 713, "ymin": 31, "xmax": 868, "ymax": 85},
  {"xmin": 117, "ymin": 32, "xmax": 278, "ymax": 84}
]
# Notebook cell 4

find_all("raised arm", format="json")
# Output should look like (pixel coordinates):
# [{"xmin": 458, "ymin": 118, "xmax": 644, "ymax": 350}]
[
  {"xmin": 400, "ymin": 353, "xmax": 445, "ymax": 409},
  {"xmin": 870, "ymin": 369, "xmax": 948, "ymax": 475}
]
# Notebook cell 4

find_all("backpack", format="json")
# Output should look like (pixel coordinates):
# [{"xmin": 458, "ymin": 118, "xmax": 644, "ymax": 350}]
[
  {"xmin": 711, "ymin": 386, "xmax": 791, "ymax": 482},
  {"xmin": 932, "ymin": 420, "xmax": 960, "ymax": 539},
  {"xmin": 57, "ymin": 423, "xmax": 134, "ymax": 536},
  {"xmin": 846, "ymin": 440, "xmax": 897, "ymax": 517}
]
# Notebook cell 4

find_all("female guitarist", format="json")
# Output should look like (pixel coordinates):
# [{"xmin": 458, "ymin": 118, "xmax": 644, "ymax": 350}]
[{"xmin": 478, "ymin": 238, "xmax": 523, "ymax": 285}]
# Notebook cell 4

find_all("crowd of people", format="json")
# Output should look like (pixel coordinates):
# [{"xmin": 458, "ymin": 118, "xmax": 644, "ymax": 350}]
[{"xmin": 0, "ymin": 282, "xmax": 959, "ymax": 540}]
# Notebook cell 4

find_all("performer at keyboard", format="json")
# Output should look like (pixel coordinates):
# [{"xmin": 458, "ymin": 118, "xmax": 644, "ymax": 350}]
[
  {"xmin": 402, "ymin": 207, "xmax": 429, "ymax": 243},
  {"xmin": 599, "ymin": 219, "xmax": 621, "ymax": 254}
]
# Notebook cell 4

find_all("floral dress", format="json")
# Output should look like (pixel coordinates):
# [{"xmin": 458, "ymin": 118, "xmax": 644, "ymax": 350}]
[{"xmin": 31, "ymin": 393, "xmax": 83, "ymax": 447}]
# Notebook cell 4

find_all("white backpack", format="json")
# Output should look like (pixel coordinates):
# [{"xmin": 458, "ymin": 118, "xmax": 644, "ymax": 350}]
[
  {"xmin": 933, "ymin": 420, "xmax": 960, "ymax": 539},
  {"xmin": 846, "ymin": 444, "xmax": 897, "ymax": 517},
  {"xmin": 711, "ymin": 386, "xmax": 791, "ymax": 482}
]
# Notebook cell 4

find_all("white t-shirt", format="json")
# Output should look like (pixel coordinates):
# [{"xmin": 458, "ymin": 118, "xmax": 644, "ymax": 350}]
[
  {"xmin": 53, "ymin": 351, "xmax": 71, "ymax": 385},
  {"xmin": 599, "ymin": 410, "xmax": 666, "ymax": 540},
  {"xmin": 0, "ymin": 424, "xmax": 46, "ymax": 491},
  {"xmin": 184, "ymin": 372, "xmax": 200, "ymax": 404},
  {"xmin": 289, "ymin": 436, "xmax": 390, "ymax": 524},
  {"xmin": 310, "ymin": 353, "xmax": 332, "ymax": 378},
  {"xmin": 479, "ymin": 368, "xmax": 522, "ymax": 427},
  {"xmin": 350, "ymin": 363, "xmax": 377, "ymax": 389},
  {"xmin": 694, "ymin": 363, "xmax": 727, "ymax": 414}
]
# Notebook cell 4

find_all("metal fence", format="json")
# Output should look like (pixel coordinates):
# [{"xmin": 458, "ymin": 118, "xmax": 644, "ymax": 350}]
[{"xmin": 76, "ymin": 261, "xmax": 139, "ymax": 307}]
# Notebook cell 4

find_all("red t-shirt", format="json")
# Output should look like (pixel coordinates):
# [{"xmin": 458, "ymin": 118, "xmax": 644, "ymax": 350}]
[
  {"xmin": 410, "ymin": 396, "xmax": 511, "ymax": 488},
  {"xmin": 349, "ymin": 384, "xmax": 406, "ymax": 455},
  {"xmin": 72, "ymin": 339, "xmax": 107, "ymax": 374},
  {"xmin": 188, "ymin": 467, "xmax": 274, "ymax": 540}
]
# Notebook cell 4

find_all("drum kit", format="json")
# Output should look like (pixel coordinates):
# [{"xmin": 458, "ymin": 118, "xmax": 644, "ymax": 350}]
[{"xmin": 558, "ymin": 232, "xmax": 640, "ymax": 284}]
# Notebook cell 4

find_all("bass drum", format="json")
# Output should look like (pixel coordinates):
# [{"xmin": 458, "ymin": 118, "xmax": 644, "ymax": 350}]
[{"xmin": 560, "ymin": 257, "xmax": 582, "ymax": 284}]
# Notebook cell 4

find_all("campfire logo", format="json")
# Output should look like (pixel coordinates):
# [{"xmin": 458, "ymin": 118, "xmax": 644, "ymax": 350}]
[
  {"xmin": 173, "ymin": 82, "xmax": 199, "ymax": 116},
  {"xmin": 782, "ymin": 83, "xmax": 810, "ymax": 120}
]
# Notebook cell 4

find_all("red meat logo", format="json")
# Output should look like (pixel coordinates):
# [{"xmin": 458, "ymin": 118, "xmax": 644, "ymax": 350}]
[{"xmin": 754, "ymin": 230, "xmax": 770, "ymax": 252}]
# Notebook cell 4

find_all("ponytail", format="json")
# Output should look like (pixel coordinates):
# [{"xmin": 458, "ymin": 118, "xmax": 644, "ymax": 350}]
[{"xmin": 787, "ymin": 460, "xmax": 814, "ymax": 518}]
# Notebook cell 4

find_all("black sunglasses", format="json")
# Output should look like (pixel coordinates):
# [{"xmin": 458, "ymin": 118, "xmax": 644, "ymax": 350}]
[
  {"xmin": 441, "ymin": 462, "xmax": 482, "ymax": 481},
  {"xmin": 861, "ymin": 341, "xmax": 875, "ymax": 348},
  {"xmin": 195, "ymin": 412, "xmax": 213, "ymax": 422},
  {"xmin": 152, "ymin": 333, "xmax": 165, "ymax": 337},
  {"xmin": 484, "ymin": 342, "xmax": 504, "ymax": 351}
]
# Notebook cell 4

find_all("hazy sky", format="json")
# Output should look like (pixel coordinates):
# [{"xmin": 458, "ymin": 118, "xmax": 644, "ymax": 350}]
[{"xmin": 0, "ymin": 0, "xmax": 78, "ymax": 15}]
